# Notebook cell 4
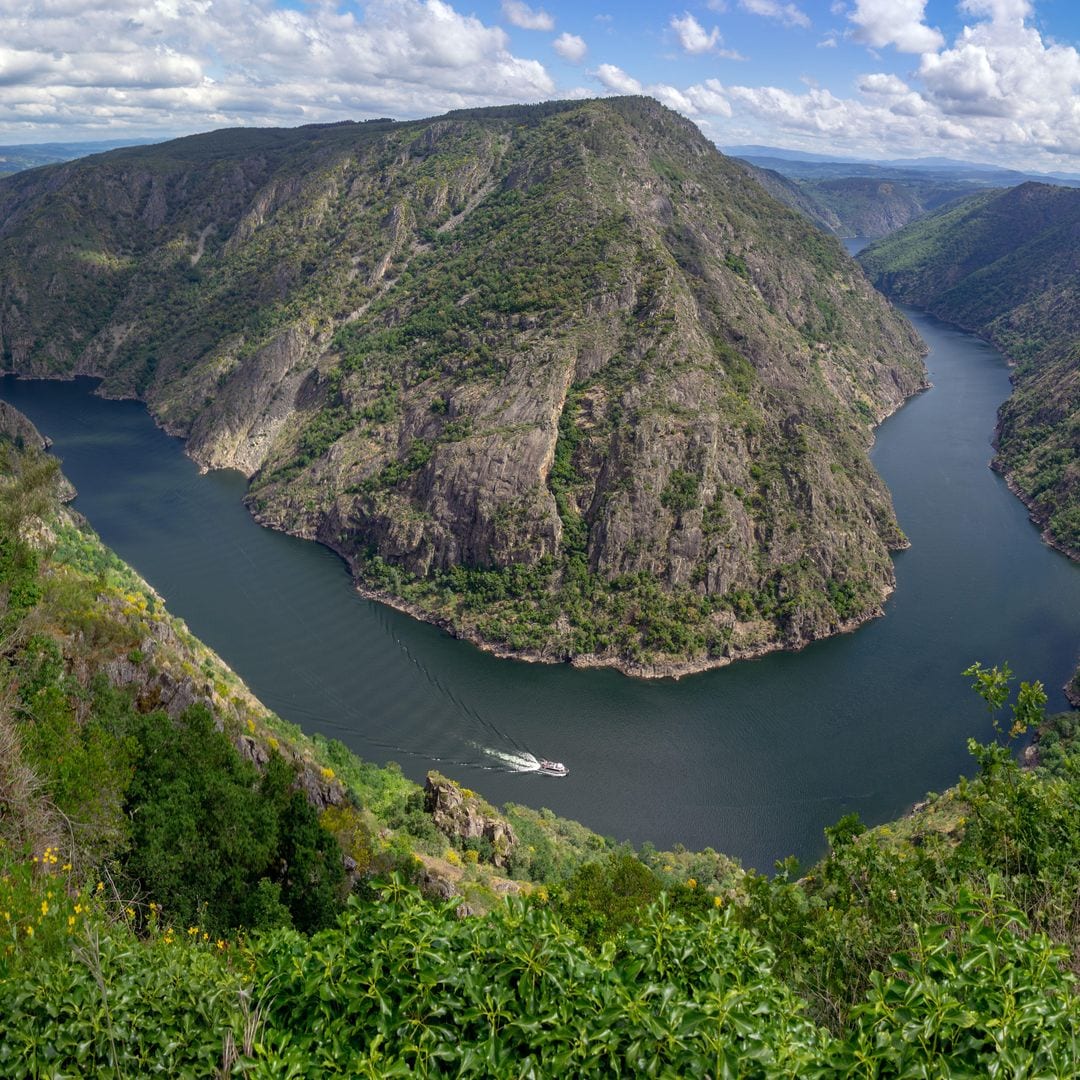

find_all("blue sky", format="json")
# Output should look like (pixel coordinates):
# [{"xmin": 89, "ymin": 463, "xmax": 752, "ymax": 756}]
[{"xmin": 1, "ymin": 1, "xmax": 1078, "ymax": 170}]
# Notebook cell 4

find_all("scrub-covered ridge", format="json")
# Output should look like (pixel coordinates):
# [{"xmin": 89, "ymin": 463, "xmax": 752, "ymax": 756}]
[
  {"xmin": 0, "ymin": 97, "xmax": 926, "ymax": 675},
  {"xmin": 4, "ymin": 413, "xmax": 1080, "ymax": 1075}
]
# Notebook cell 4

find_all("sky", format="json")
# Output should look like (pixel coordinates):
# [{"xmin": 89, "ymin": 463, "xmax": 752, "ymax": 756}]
[{"xmin": 1, "ymin": 0, "xmax": 1079, "ymax": 171}]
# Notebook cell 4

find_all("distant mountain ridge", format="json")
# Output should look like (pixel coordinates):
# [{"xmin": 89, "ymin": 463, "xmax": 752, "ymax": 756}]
[
  {"xmin": 723, "ymin": 144, "xmax": 1080, "ymax": 185},
  {"xmin": 0, "ymin": 97, "xmax": 926, "ymax": 675},
  {"xmin": 859, "ymin": 182, "xmax": 1080, "ymax": 563},
  {"xmin": 0, "ymin": 137, "xmax": 162, "ymax": 176}
]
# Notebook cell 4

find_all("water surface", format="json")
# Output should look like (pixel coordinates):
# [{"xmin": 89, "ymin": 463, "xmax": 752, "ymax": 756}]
[{"xmin": 3, "ymin": 293, "xmax": 1078, "ymax": 870}]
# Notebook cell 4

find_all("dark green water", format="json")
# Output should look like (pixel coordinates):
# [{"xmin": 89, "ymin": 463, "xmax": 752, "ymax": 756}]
[{"xmin": 3, "ymin": 299, "xmax": 1078, "ymax": 870}]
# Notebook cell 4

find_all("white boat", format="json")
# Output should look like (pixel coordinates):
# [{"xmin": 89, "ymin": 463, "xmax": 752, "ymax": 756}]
[{"xmin": 538, "ymin": 759, "xmax": 568, "ymax": 776}]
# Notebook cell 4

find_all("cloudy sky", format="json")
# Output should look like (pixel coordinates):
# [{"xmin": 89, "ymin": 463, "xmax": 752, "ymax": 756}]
[{"xmin": 2, "ymin": 0, "xmax": 1079, "ymax": 170}]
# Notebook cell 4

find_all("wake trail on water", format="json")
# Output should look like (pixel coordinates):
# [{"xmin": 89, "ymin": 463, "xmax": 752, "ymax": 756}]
[
  {"xmin": 372, "ymin": 605, "xmax": 529, "ymax": 755},
  {"xmin": 475, "ymin": 746, "xmax": 542, "ymax": 773}
]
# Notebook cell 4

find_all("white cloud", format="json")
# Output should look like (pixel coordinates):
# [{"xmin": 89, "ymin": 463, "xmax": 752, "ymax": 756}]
[
  {"xmin": 500, "ymin": 1, "xmax": 555, "ymax": 32},
  {"xmin": 739, "ymin": 0, "xmax": 810, "ymax": 29},
  {"xmin": 0, "ymin": 0, "xmax": 556, "ymax": 138},
  {"xmin": 552, "ymin": 32, "xmax": 587, "ymax": 63},
  {"xmin": 594, "ymin": 64, "xmax": 642, "ymax": 94},
  {"xmin": 918, "ymin": 14, "xmax": 1080, "ymax": 120},
  {"xmin": 960, "ymin": 0, "xmax": 1032, "ymax": 22},
  {"xmin": 849, "ymin": 0, "xmax": 944, "ymax": 54},
  {"xmin": 857, "ymin": 73, "xmax": 912, "ymax": 96},
  {"xmin": 670, "ymin": 13, "xmax": 721, "ymax": 54},
  {"xmin": 685, "ymin": 79, "xmax": 733, "ymax": 117}
]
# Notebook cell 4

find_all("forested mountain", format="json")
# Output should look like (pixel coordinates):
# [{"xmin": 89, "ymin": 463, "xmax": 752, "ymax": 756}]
[
  {"xmin": 741, "ymin": 166, "xmax": 983, "ymax": 238},
  {"xmin": 0, "ymin": 97, "xmax": 926, "ymax": 675},
  {"xmin": 860, "ymin": 183, "xmax": 1080, "ymax": 562}
]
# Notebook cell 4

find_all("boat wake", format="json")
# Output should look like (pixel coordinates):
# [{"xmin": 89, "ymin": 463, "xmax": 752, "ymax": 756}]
[{"xmin": 478, "ymin": 747, "xmax": 543, "ymax": 773}]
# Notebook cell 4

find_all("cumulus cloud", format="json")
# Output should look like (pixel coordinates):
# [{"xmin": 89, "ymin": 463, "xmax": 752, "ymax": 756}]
[
  {"xmin": 552, "ymin": 32, "xmax": 587, "ymax": 63},
  {"xmin": 857, "ymin": 73, "xmax": 912, "ymax": 96},
  {"xmin": 636, "ymin": 2, "xmax": 1080, "ymax": 168},
  {"xmin": 501, "ymin": 1, "xmax": 555, "ymax": 32},
  {"xmin": 960, "ymin": 0, "xmax": 1032, "ymax": 21},
  {"xmin": 594, "ymin": 63, "xmax": 642, "ymax": 95},
  {"xmin": 849, "ymin": 0, "xmax": 944, "ymax": 53},
  {"xmin": 918, "ymin": 13, "xmax": 1080, "ymax": 120},
  {"xmin": 739, "ymin": 0, "xmax": 810, "ymax": 29},
  {"xmin": 670, "ymin": 13, "xmax": 721, "ymax": 54},
  {"xmin": 0, "ymin": 0, "xmax": 556, "ymax": 137}
]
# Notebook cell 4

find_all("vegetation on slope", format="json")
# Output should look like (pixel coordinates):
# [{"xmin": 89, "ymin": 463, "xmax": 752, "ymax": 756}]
[
  {"xmin": 743, "ymin": 166, "xmax": 982, "ymax": 239},
  {"xmin": 0, "ymin": 97, "xmax": 926, "ymax": 674},
  {"xmin": 5, "ymin": 417, "xmax": 1080, "ymax": 1073},
  {"xmin": 859, "ymin": 183, "xmax": 1080, "ymax": 558}
]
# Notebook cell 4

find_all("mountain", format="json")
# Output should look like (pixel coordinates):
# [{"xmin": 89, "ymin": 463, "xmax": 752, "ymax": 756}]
[
  {"xmin": 0, "ymin": 97, "xmax": 927, "ymax": 675},
  {"xmin": 722, "ymin": 143, "xmax": 862, "ymax": 164},
  {"xmin": 726, "ymin": 145, "xmax": 1079, "ymax": 187},
  {"xmin": 0, "ymin": 138, "xmax": 162, "ymax": 176},
  {"xmin": 742, "ymin": 166, "xmax": 981, "ymax": 238},
  {"xmin": 859, "ymin": 182, "xmax": 1079, "ymax": 566}
]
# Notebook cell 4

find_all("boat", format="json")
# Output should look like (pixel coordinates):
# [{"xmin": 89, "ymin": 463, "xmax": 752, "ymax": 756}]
[{"xmin": 538, "ymin": 759, "xmax": 568, "ymax": 776}]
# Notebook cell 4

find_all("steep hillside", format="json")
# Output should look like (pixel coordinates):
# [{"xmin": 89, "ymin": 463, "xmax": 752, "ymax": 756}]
[
  {"xmin": 742, "ymin": 168, "xmax": 982, "ymax": 238},
  {"xmin": 860, "ymin": 183, "xmax": 1080, "ymax": 560},
  {"xmin": 7, "ymin": 401, "xmax": 1080, "ymax": 1074},
  {"xmin": 0, "ymin": 97, "xmax": 926, "ymax": 674}
]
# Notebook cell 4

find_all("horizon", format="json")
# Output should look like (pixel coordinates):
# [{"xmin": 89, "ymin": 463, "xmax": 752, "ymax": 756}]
[{"xmin": 0, "ymin": 1, "xmax": 1078, "ymax": 174}]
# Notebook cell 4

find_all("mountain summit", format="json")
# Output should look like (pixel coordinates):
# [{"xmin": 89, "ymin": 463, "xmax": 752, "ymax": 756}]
[{"xmin": 0, "ymin": 97, "xmax": 926, "ymax": 674}]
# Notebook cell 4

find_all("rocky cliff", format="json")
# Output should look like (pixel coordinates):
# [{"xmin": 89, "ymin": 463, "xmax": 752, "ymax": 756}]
[{"xmin": 0, "ymin": 97, "xmax": 927, "ymax": 674}]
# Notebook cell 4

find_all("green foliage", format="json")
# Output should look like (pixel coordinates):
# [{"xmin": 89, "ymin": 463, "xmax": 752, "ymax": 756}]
[
  {"xmin": 251, "ymin": 880, "xmax": 829, "ymax": 1076},
  {"xmin": 117, "ymin": 705, "xmax": 346, "ymax": 935},
  {"xmin": 831, "ymin": 891, "xmax": 1080, "ymax": 1077},
  {"xmin": 660, "ymin": 468, "xmax": 700, "ymax": 515}
]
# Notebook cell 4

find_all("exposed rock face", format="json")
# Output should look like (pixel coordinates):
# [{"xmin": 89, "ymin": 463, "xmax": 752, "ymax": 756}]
[
  {"xmin": 424, "ymin": 772, "xmax": 517, "ymax": 868},
  {"xmin": 0, "ymin": 98, "xmax": 928, "ymax": 673},
  {"xmin": 0, "ymin": 399, "xmax": 48, "ymax": 449}
]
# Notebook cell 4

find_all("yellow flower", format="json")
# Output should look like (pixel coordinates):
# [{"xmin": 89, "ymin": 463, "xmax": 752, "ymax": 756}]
[
  {"xmin": 216, "ymin": 939, "xmax": 226, "ymax": 951},
  {"xmin": 687, "ymin": 878, "xmax": 697, "ymax": 889},
  {"xmin": 24, "ymin": 925, "xmax": 33, "ymax": 937},
  {"xmin": 96, "ymin": 882, "xmax": 104, "ymax": 893},
  {"xmin": 74, "ymin": 904, "xmax": 83, "ymax": 915},
  {"xmin": 40, "ymin": 900, "xmax": 48, "ymax": 917},
  {"xmin": 67, "ymin": 915, "xmax": 76, "ymax": 928},
  {"xmin": 320, "ymin": 766, "xmax": 335, "ymax": 781},
  {"xmin": 713, "ymin": 896, "xmax": 723, "ymax": 908},
  {"xmin": 126, "ymin": 907, "xmax": 135, "ymax": 919},
  {"xmin": 188, "ymin": 926, "xmax": 198, "ymax": 936},
  {"xmin": 62, "ymin": 864, "xmax": 72, "ymax": 872}
]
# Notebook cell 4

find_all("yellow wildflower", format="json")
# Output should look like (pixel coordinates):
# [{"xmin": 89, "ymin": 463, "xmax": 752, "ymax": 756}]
[{"xmin": 40, "ymin": 900, "xmax": 48, "ymax": 917}]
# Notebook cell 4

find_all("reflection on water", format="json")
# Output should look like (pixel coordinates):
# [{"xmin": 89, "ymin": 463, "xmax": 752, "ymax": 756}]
[{"xmin": 2, "ymin": 305, "xmax": 1078, "ymax": 870}]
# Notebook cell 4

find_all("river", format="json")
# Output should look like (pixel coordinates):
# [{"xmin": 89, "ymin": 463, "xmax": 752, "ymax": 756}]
[{"xmin": 3, "ymin": 277, "xmax": 1078, "ymax": 870}]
